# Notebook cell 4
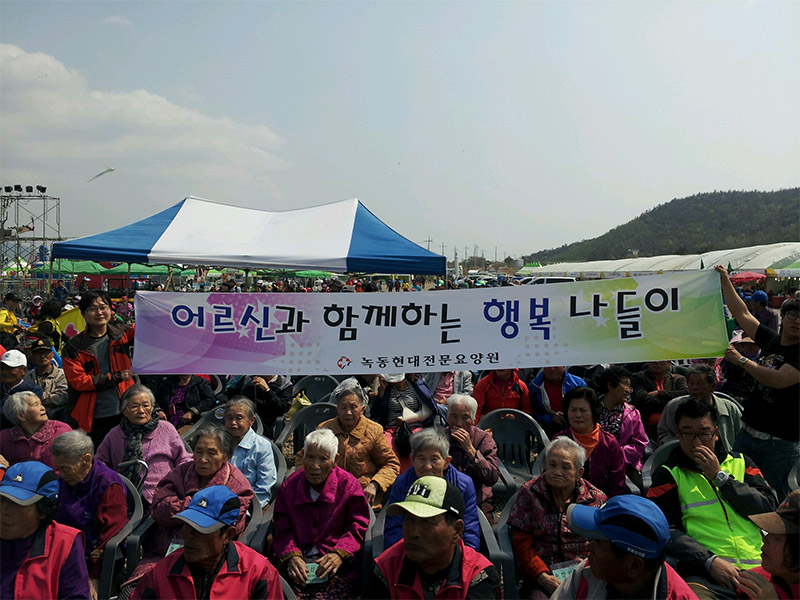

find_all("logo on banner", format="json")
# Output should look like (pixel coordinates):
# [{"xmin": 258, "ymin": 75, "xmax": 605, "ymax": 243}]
[{"xmin": 337, "ymin": 356, "xmax": 351, "ymax": 369}]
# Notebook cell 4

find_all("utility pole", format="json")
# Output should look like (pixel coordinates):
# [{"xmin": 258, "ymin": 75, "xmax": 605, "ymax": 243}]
[
  {"xmin": 440, "ymin": 242, "xmax": 446, "ymax": 256},
  {"xmin": 424, "ymin": 236, "xmax": 433, "ymax": 251}
]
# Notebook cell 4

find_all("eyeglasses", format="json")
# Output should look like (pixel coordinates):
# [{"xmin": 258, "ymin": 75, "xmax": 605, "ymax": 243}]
[
  {"xmin": 677, "ymin": 430, "xmax": 715, "ymax": 442},
  {"xmin": 85, "ymin": 305, "xmax": 110, "ymax": 314},
  {"xmin": 783, "ymin": 311, "xmax": 800, "ymax": 321}
]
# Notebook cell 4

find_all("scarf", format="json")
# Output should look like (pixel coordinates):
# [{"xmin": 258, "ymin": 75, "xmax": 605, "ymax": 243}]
[
  {"xmin": 119, "ymin": 414, "xmax": 159, "ymax": 481},
  {"xmin": 572, "ymin": 424, "xmax": 601, "ymax": 458}
]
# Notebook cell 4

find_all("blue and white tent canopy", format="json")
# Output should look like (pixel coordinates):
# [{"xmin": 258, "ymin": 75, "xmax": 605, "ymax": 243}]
[{"xmin": 53, "ymin": 197, "xmax": 446, "ymax": 274}]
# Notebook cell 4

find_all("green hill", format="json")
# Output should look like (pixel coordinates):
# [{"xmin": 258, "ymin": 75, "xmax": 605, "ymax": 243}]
[{"xmin": 525, "ymin": 189, "xmax": 800, "ymax": 264}]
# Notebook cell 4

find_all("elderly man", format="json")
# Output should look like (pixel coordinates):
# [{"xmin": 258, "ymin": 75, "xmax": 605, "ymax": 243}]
[
  {"xmin": 384, "ymin": 428, "xmax": 481, "ymax": 551},
  {"xmin": 0, "ymin": 350, "xmax": 43, "ymax": 430},
  {"xmin": 529, "ymin": 366, "xmax": 586, "ymax": 437},
  {"xmin": 647, "ymin": 398, "xmax": 777, "ymax": 597},
  {"xmin": 446, "ymin": 394, "xmax": 499, "ymax": 522},
  {"xmin": 630, "ymin": 361, "xmax": 688, "ymax": 436},
  {"xmin": 23, "ymin": 337, "xmax": 68, "ymax": 421},
  {"xmin": 132, "ymin": 485, "xmax": 284, "ymax": 599},
  {"xmin": 374, "ymin": 476, "xmax": 500, "ymax": 599},
  {"xmin": 717, "ymin": 264, "xmax": 800, "ymax": 500},
  {"xmin": 657, "ymin": 364, "xmax": 743, "ymax": 451},
  {"xmin": 553, "ymin": 495, "xmax": 695, "ymax": 600}
]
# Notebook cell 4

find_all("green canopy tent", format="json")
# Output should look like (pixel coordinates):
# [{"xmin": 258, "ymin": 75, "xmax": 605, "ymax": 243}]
[{"xmin": 35, "ymin": 260, "xmax": 106, "ymax": 275}]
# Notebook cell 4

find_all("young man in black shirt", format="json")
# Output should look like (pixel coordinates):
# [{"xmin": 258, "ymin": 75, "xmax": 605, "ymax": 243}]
[{"xmin": 716, "ymin": 265, "xmax": 800, "ymax": 499}]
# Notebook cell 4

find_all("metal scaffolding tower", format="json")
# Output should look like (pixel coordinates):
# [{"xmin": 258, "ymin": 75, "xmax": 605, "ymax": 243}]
[{"xmin": 0, "ymin": 188, "xmax": 62, "ymax": 295}]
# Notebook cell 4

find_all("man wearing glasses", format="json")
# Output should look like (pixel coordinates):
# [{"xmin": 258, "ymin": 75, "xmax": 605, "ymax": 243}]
[
  {"xmin": 715, "ymin": 264, "xmax": 800, "ymax": 500},
  {"xmin": 62, "ymin": 290, "xmax": 135, "ymax": 447},
  {"xmin": 647, "ymin": 398, "xmax": 777, "ymax": 598}
]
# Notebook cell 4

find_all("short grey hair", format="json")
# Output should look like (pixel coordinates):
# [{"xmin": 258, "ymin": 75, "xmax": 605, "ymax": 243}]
[
  {"xmin": 2, "ymin": 391, "xmax": 39, "ymax": 427},
  {"xmin": 331, "ymin": 378, "xmax": 367, "ymax": 407},
  {"xmin": 410, "ymin": 427, "xmax": 450, "ymax": 459},
  {"xmin": 547, "ymin": 436, "xmax": 586, "ymax": 471},
  {"xmin": 225, "ymin": 396, "xmax": 256, "ymax": 419},
  {"xmin": 447, "ymin": 394, "xmax": 477, "ymax": 420},
  {"xmin": 120, "ymin": 384, "xmax": 155, "ymax": 411},
  {"xmin": 193, "ymin": 426, "xmax": 235, "ymax": 458},
  {"xmin": 304, "ymin": 428, "xmax": 339, "ymax": 460},
  {"xmin": 50, "ymin": 430, "xmax": 95, "ymax": 462}
]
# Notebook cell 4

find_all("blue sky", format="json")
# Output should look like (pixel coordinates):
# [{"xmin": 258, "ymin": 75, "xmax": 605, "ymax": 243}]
[{"xmin": 1, "ymin": 1, "xmax": 798, "ymax": 260}]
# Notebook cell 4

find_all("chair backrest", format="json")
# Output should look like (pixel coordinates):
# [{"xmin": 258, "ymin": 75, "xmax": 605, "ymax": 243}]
[
  {"xmin": 641, "ymin": 440, "xmax": 680, "ymax": 493},
  {"xmin": 181, "ymin": 406, "xmax": 228, "ymax": 448},
  {"xmin": 370, "ymin": 502, "xmax": 391, "ymax": 561},
  {"xmin": 274, "ymin": 403, "xmax": 338, "ymax": 451},
  {"xmin": 714, "ymin": 391, "xmax": 745, "ymax": 413},
  {"xmin": 98, "ymin": 474, "xmax": 144, "ymax": 599},
  {"xmin": 115, "ymin": 459, "xmax": 150, "ymax": 492},
  {"xmin": 269, "ymin": 439, "xmax": 288, "ymax": 501},
  {"xmin": 241, "ymin": 498, "xmax": 263, "ymax": 545},
  {"xmin": 291, "ymin": 375, "xmax": 340, "ymax": 403},
  {"xmin": 789, "ymin": 461, "xmax": 800, "ymax": 492},
  {"xmin": 495, "ymin": 490, "xmax": 521, "ymax": 600},
  {"xmin": 209, "ymin": 373, "xmax": 224, "ymax": 395},
  {"xmin": 477, "ymin": 409, "xmax": 550, "ymax": 476}
]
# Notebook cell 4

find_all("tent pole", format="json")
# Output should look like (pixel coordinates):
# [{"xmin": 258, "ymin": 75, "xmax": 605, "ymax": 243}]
[{"xmin": 127, "ymin": 263, "xmax": 131, "ymax": 296}]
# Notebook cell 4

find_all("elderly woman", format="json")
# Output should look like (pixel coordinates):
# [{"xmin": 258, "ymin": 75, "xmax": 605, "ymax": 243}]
[
  {"xmin": 554, "ymin": 386, "xmax": 626, "ymax": 497},
  {"xmin": 50, "ymin": 429, "xmax": 128, "ymax": 598},
  {"xmin": 224, "ymin": 397, "xmax": 277, "ymax": 510},
  {"xmin": 149, "ymin": 426, "xmax": 254, "ymax": 558},
  {"xmin": 0, "ymin": 391, "xmax": 71, "ymax": 468},
  {"xmin": 0, "ymin": 461, "xmax": 91, "ymax": 599},
  {"xmin": 508, "ymin": 437, "xmax": 607, "ymax": 599},
  {"xmin": 96, "ymin": 384, "xmax": 192, "ymax": 504},
  {"xmin": 595, "ymin": 366, "xmax": 648, "ymax": 487},
  {"xmin": 274, "ymin": 428, "xmax": 370, "ymax": 599},
  {"xmin": 446, "ymin": 393, "xmax": 500, "ymax": 521},
  {"xmin": 296, "ymin": 377, "xmax": 399, "ymax": 509}
]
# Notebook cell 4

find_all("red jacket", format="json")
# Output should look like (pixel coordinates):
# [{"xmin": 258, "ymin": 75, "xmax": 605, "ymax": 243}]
[
  {"xmin": 375, "ymin": 539, "xmax": 496, "ymax": 599},
  {"xmin": 131, "ymin": 541, "xmax": 283, "ymax": 600},
  {"xmin": 62, "ymin": 322, "xmax": 135, "ymax": 432},
  {"xmin": 473, "ymin": 371, "xmax": 531, "ymax": 422},
  {"xmin": 10, "ymin": 521, "xmax": 90, "ymax": 600}
]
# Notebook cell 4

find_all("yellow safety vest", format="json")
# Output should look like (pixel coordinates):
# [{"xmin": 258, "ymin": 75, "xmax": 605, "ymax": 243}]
[{"xmin": 669, "ymin": 454, "xmax": 762, "ymax": 569}]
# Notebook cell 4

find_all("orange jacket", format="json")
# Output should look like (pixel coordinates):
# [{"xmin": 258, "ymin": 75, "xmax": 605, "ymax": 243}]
[{"xmin": 62, "ymin": 322, "xmax": 135, "ymax": 432}]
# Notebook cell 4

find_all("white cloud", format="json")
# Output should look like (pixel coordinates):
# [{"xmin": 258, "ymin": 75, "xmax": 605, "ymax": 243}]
[
  {"xmin": 103, "ymin": 15, "xmax": 136, "ymax": 32},
  {"xmin": 0, "ymin": 44, "xmax": 289, "ymax": 235}
]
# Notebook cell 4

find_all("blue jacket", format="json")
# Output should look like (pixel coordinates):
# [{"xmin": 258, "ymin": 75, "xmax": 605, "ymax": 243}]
[
  {"xmin": 384, "ymin": 465, "xmax": 480, "ymax": 551},
  {"xmin": 528, "ymin": 371, "xmax": 586, "ymax": 425}
]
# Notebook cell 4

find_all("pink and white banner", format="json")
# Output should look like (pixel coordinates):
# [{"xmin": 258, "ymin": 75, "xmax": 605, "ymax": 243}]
[{"xmin": 131, "ymin": 271, "xmax": 729, "ymax": 375}]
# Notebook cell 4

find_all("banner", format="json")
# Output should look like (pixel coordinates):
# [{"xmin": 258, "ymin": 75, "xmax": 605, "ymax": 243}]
[{"xmin": 131, "ymin": 271, "xmax": 729, "ymax": 375}]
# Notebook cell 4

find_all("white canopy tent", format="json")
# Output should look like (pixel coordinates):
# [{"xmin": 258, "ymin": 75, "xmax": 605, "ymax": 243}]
[{"xmin": 524, "ymin": 242, "xmax": 800, "ymax": 278}]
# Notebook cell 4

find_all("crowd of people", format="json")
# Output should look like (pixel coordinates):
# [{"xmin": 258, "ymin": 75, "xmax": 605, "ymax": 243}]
[{"xmin": 0, "ymin": 264, "xmax": 797, "ymax": 599}]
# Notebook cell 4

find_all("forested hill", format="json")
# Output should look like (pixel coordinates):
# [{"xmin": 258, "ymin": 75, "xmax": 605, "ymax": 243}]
[{"xmin": 525, "ymin": 189, "xmax": 800, "ymax": 263}]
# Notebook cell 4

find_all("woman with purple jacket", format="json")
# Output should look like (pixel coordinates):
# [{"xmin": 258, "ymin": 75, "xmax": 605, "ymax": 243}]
[
  {"xmin": 96, "ymin": 384, "xmax": 192, "ymax": 504},
  {"xmin": 596, "ymin": 366, "xmax": 648, "ymax": 489},
  {"xmin": 274, "ymin": 428, "xmax": 370, "ymax": 599}
]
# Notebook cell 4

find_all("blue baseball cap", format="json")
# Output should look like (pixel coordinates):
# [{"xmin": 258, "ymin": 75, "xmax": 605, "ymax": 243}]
[
  {"xmin": 0, "ymin": 461, "xmax": 59, "ymax": 506},
  {"xmin": 566, "ymin": 496, "xmax": 669, "ymax": 560},
  {"xmin": 173, "ymin": 486, "xmax": 240, "ymax": 534},
  {"xmin": 747, "ymin": 290, "xmax": 769, "ymax": 305}
]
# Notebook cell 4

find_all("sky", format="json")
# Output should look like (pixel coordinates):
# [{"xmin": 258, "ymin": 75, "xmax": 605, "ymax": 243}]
[{"xmin": 1, "ymin": 1, "xmax": 798, "ymax": 262}]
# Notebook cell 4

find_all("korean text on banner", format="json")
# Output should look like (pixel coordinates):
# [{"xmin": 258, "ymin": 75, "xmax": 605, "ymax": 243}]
[{"xmin": 131, "ymin": 271, "xmax": 729, "ymax": 375}]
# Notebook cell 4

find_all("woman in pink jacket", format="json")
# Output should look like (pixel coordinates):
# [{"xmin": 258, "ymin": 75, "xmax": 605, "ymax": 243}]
[
  {"xmin": 274, "ymin": 428, "xmax": 370, "ymax": 599},
  {"xmin": 596, "ymin": 366, "xmax": 648, "ymax": 490}
]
